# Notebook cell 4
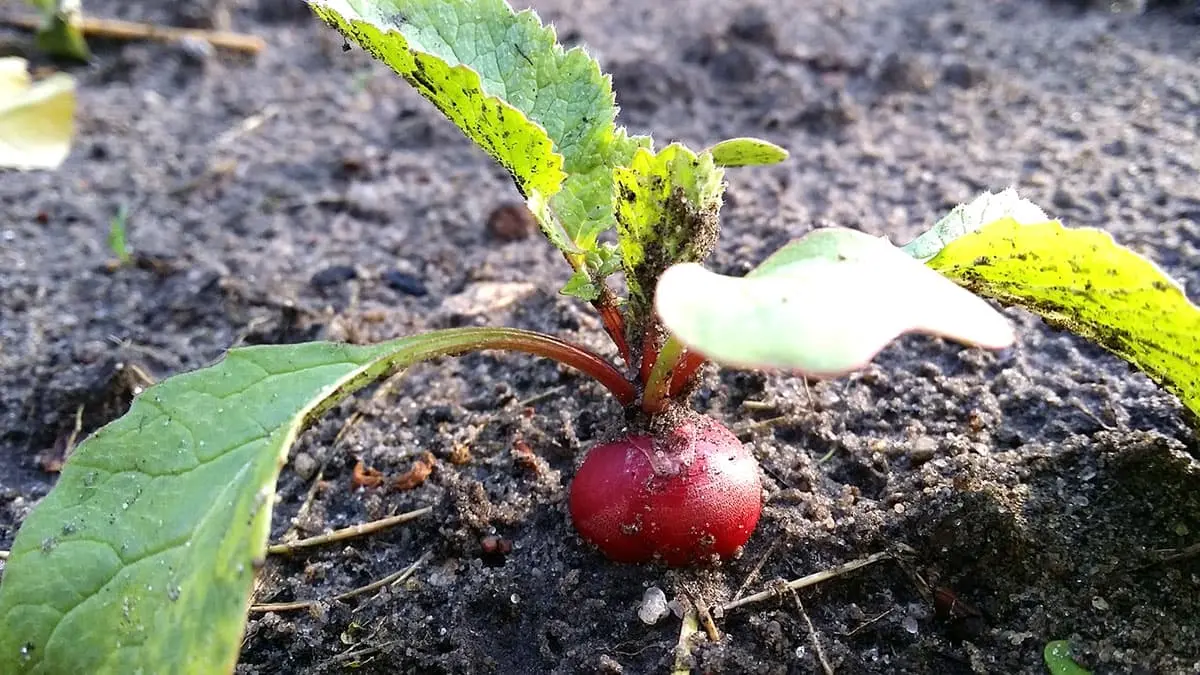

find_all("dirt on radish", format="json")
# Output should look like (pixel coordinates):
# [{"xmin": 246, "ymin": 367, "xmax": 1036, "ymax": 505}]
[{"xmin": 2, "ymin": 0, "xmax": 1199, "ymax": 673}]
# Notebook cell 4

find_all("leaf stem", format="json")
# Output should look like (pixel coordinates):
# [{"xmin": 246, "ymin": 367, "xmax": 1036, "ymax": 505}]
[
  {"xmin": 563, "ymin": 250, "xmax": 631, "ymax": 367},
  {"xmin": 384, "ymin": 326, "xmax": 636, "ymax": 407},
  {"xmin": 594, "ymin": 285, "xmax": 632, "ymax": 367},
  {"xmin": 669, "ymin": 351, "xmax": 708, "ymax": 397},
  {"xmin": 642, "ymin": 335, "xmax": 686, "ymax": 414}
]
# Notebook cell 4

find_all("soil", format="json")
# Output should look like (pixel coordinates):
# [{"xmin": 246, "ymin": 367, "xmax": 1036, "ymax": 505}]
[{"xmin": 2, "ymin": 0, "xmax": 1200, "ymax": 673}]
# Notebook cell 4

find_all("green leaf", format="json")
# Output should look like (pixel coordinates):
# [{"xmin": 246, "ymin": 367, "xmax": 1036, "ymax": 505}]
[
  {"xmin": 29, "ymin": 0, "xmax": 90, "ymax": 61},
  {"xmin": 706, "ymin": 137, "xmax": 789, "ymax": 167},
  {"xmin": 902, "ymin": 188, "xmax": 1048, "ymax": 262},
  {"xmin": 654, "ymin": 227, "xmax": 1014, "ymax": 377},
  {"xmin": 0, "ymin": 57, "xmax": 75, "ymax": 170},
  {"xmin": 923, "ymin": 216, "xmax": 1200, "ymax": 420},
  {"xmin": 308, "ymin": 0, "xmax": 647, "ymax": 264},
  {"xmin": 616, "ymin": 143, "xmax": 726, "ymax": 322},
  {"xmin": 1044, "ymin": 640, "xmax": 1092, "ymax": 675},
  {"xmin": 561, "ymin": 269, "xmax": 600, "ymax": 301},
  {"xmin": 0, "ymin": 327, "xmax": 604, "ymax": 673}
]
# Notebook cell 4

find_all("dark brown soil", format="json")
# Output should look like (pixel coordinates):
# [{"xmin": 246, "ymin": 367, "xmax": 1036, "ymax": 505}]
[{"xmin": 3, "ymin": 1, "xmax": 1200, "ymax": 673}]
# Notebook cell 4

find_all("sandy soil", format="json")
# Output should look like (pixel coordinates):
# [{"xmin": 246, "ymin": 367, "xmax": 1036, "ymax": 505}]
[{"xmin": 2, "ymin": 0, "xmax": 1199, "ymax": 673}]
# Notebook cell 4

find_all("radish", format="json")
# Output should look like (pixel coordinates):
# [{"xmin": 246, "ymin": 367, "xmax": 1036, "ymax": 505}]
[
  {"xmin": 569, "ymin": 412, "xmax": 761, "ymax": 565},
  {"xmin": 306, "ymin": 1, "xmax": 1017, "ymax": 567}
]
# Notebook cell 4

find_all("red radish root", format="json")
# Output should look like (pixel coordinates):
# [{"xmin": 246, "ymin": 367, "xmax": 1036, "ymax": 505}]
[{"xmin": 569, "ymin": 412, "xmax": 762, "ymax": 566}]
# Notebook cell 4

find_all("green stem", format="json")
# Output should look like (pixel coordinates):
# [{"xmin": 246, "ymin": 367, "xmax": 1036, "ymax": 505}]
[
  {"xmin": 387, "ymin": 327, "xmax": 637, "ymax": 407},
  {"xmin": 641, "ymin": 335, "xmax": 686, "ymax": 414}
]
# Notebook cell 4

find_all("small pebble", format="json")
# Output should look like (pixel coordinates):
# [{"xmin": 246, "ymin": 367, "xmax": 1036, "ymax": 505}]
[
  {"xmin": 910, "ymin": 436, "xmax": 938, "ymax": 462},
  {"xmin": 942, "ymin": 61, "xmax": 984, "ymax": 89},
  {"xmin": 177, "ymin": 35, "xmax": 214, "ymax": 63},
  {"xmin": 292, "ymin": 452, "xmax": 318, "ymax": 481},
  {"xmin": 486, "ymin": 202, "xmax": 537, "ymax": 242},
  {"xmin": 310, "ymin": 265, "xmax": 357, "ymax": 288},
  {"xmin": 441, "ymin": 281, "xmax": 536, "ymax": 316},
  {"xmin": 638, "ymin": 587, "xmax": 670, "ymax": 625},
  {"xmin": 384, "ymin": 270, "xmax": 429, "ymax": 296}
]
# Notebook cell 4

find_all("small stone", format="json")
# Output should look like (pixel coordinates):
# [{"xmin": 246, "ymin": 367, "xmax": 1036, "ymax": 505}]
[
  {"xmin": 177, "ymin": 35, "xmax": 214, "ymax": 63},
  {"xmin": 1101, "ymin": 138, "xmax": 1129, "ymax": 157},
  {"xmin": 910, "ymin": 436, "xmax": 938, "ymax": 462},
  {"xmin": 292, "ymin": 452, "xmax": 318, "ymax": 481},
  {"xmin": 384, "ymin": 270, "xmax": 429, "ymax": 296},
  {"xmin": 344, "ymin": 182, "xmax": 389, "ymax": 218},
  {"xmin": 1092, "ymin": 596, "xmax": 1110, "ymax": 611},
  {"xmin": 486, "ymin": 202, "xmax": 537, "ymax": 242},
  {"xmin": 638, "ymin": 587, "xmax": 670, "ymax": 625},
  {"xmin": 942, "ymin": 61, "xmax": 984, "ymax": 89},
  {"xmin": 441, "ymin": 281, "xmax": 536, "ymax": 317},
  {"xmin": 310, "ymin": 265, "xmax": 357, "ymax": 288},
  {"xmin": 597, "ymin": 655, "xmax": 624, "ymax": 674}
]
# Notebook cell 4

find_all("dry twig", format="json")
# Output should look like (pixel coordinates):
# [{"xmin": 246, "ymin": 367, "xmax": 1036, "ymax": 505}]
[
  {"xmin": 721, "ymin": 550, "xmax": 893, "ymax": 613},
  {"xmin": 250, "ymin": 551, "xmax": 432, "ymax": 614},
  {"xmin": 730, "ymin": 539, "xmax": 779, "ymax": 604},
  {"xmin": 791, "ymin": 588, "xmax": 834, "ymax": 675},
  {"xmin": 0, "ymin": 13, "xmax": 266, "ymax": 54},
  {"xmin": 844, "ymin": 607, "xmax": 894, "ymax": 637},
  {"xmin": 267, "ymin": 506, "xmax": 432, "ymax": 556}
]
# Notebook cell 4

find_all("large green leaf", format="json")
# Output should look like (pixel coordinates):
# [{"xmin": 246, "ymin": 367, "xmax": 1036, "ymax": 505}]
[
  {"xmin": 654, "ymin": 227, "xmax": 1014, "ymax": 377},
  {"xmin": 615, "ymin": 143, "xmax": 725, "ymax": 319},
  {"xmin": 308, "ymin": 0, "xmax": 647, "ymax": 268},
  {"xmin": 0, "ymin": 327, "xmax": 618, "ymax": 673},
  {"xmin": 921, "ymin": 215, "xmax": 1200, "ymax": 419}
]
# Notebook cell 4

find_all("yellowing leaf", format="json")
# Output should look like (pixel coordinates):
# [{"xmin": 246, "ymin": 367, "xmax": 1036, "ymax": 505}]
[
  {"xmin": 307, "ymin": 0, "xmax": 648, "ymax": 271},
  {"xmin": 926, "ymin": 217, "xmax": 1200, "ymax": 419},
  {"xmin": 0, "ymin": 58, "xmax": 76, "ymax": 171},
  {"xmin": 655, "ymin": 227, "xmax": 1014, "ymax": 377},
  {"xmin": 615, "ymin": 143, "xmax": 725, "ymax": 319},
  {"xmin": 903, "ymin": 188, "xmax": 1048, "ymax": 262}
]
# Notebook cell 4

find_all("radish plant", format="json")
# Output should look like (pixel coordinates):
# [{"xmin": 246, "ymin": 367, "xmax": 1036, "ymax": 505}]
[{"xmin": 3, "ymin": 0, "xmax": 1199, "ymax": 672}]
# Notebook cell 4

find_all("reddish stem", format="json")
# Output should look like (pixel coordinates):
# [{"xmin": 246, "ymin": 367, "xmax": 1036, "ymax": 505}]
[
  {"xmin": 668, "ymin": 351, "xmax": 707, "ymax": 397},
  {"xmin": 594, "ymin": 286, "xmax": 632, "ymax": 367},
  {"xmin": 398, "ymin": 327, "xmax": 637, "ymax": 407}
]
